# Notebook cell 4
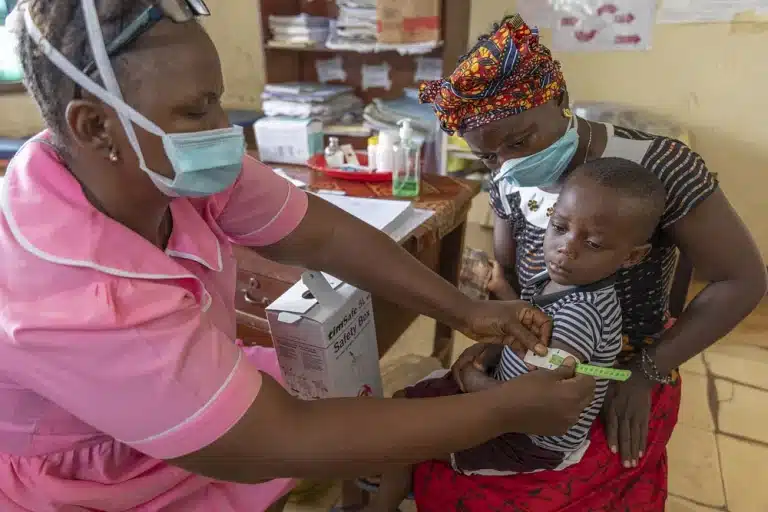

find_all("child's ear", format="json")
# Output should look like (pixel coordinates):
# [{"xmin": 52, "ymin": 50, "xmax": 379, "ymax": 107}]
[{"xmin": 622, "ymin": 244, "xmax": 651, "ymax": 268}]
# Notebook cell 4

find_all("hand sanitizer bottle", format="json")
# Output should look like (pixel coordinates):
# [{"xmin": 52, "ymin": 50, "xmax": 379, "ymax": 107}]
[{"xmin": 392, "ymin": 119, "xmax": 421, "ymax": 198}]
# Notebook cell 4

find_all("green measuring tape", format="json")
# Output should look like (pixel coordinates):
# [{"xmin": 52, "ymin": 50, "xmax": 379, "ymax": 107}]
[{"xmin": 549, "ymin": 354, "xmax": 632, "ymax": 382}]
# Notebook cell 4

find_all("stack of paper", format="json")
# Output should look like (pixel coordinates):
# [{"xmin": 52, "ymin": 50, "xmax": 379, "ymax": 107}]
[
  {"xmin": 319, "ymin": 195, "xmax": 434, "ymax": 242},
  {"xmin": 325, "ymin": 0, "xmax": 442, "ymax": 55},
  {"xmin": 261, "ymin": 83, "xmax": 363, "ymax": 124},
  {"xmin": 267, "ymin": 14, "xmax": 331, "ymax": 46}
]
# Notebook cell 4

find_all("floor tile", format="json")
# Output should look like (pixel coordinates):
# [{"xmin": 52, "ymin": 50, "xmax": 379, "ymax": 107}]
[
  {"xmin": 382, "ymin": 316, "xmax": 435, "ymax": 361},
  {"xmin": 678, "ymin": 372, "xmax": 716, "ymax": 431},
  {"xmin": 666, "ymin": 495, "xmax": 722, "ymax": 511},
  {"xmin": 285, "ymin": 481, "xmax": 341, "ymax": 511},
  {"xmin": 716, "ymin": 379, "xmax": 768, "ymax": 444},
  {"xmin": 719, "ymin": 434, "xmax": 768, "ymax": 511},
  {"xmin": 680, "ymin": 353, "xmax": 708, "ymax": 376},
  {"xmin": 667, "ymin": 425, "xmax": 726, "ymax": 508},
  {"xmin": 705, "ymin": 344, "xmax": 768, "ymax": 390}
]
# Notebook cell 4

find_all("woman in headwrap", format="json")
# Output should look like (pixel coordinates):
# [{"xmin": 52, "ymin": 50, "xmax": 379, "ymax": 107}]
[
  {"xmin": 0, "ymin": 3, "xmax": 598, "ymax": 511},
  {"xmin": 410, "ymin": 14, "xmax": 766, "ymax": 511}
]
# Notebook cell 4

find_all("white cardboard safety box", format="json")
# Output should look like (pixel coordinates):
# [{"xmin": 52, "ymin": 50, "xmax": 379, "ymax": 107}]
[
  {"xmin": 266, "ymin": 272, "xmax": 383, "ymax": 400},
  {"xmin": 253, "ymin": 117, "xmax": 323, "ymax": 165}
]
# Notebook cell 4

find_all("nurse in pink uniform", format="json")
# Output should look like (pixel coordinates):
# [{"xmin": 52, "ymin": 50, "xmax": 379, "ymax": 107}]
[{"xmin": 0, "ymin": 1, "xmax": 595, "ymax": 510}]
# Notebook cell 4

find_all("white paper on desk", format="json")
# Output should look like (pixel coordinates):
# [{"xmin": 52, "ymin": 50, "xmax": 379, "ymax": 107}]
[
  {"xmin": 315, "ymin": 56, "xmax": 347, "ymax": 83},
  {"xmin": 388, "ymin": 208, "xmax": 435, "ymax": 243},
  {"xmin": 414, "ymin": 57, "xmax": 443, "ymax": 82},
  {"xmin": 361, "ymin": 63, "xmax": 392, "ymax": 90},
  {"xmin": 551, "ymin": 0, "xmax": 655, "ymax": 52},
  {"xmin": 272, "ymin": 168, "xmax": 307, "ymax": 188}
]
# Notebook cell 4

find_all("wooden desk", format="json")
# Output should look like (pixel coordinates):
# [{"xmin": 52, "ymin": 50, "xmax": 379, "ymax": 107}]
[
  {"xmin": 0, "ymin": 157, "xmax": 481, "ymax": 365},
  {"xmin": 235, "ymin": 163, "xmax": 481, "ymax": 366}
]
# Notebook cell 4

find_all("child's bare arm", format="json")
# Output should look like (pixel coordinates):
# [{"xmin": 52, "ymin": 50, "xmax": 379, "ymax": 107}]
[{"xmin": 548, "ymin": 340, "xmax": 588, "ymax": 363}]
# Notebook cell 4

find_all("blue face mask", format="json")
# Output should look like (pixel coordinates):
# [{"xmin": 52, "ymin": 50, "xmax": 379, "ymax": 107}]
[
  {"xmin": 494, "ymin": 117, "xmax": 580, "ymax": 188},
  {"xmin": 23, "ymin": 1, "xmax": 245, "ymax": 198},
  {"xmin": 156, "ymin": 127, "xmax": 245, "ymax": 197}
]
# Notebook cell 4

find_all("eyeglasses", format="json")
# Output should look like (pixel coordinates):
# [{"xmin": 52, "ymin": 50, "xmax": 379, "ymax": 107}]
[{"xmin": 81, "ymin": 0, "xmax": 210, "ymax": 77}]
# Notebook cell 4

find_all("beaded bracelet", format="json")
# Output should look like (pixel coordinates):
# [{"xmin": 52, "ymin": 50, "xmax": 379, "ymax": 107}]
[{"xmin": 640, "ymin": 348, "xmax": 673, "ymax": 385}]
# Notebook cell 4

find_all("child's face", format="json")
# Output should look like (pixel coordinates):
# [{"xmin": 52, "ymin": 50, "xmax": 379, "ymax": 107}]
[{"xmin": 543, "ymin": 178, "xmax": 651, "ymax": 286}]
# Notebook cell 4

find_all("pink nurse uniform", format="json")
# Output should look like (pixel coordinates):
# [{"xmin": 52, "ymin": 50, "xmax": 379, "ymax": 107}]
[{"xmin": 0, "ymin": 135, "xmax": 308, "ymax": 511}]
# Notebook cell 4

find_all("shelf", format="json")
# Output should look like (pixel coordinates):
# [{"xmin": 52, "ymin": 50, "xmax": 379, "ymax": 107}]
[
  {"xmin": 266, "ymin": 40, "xmax": 443, "ymax": 56},
  {"xmin": 324, "ymin": 123, "xmax": 372, "ymax": 138}
]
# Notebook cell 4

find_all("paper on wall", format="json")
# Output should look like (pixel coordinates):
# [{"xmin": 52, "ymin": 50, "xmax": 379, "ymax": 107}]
[
  {"xmin": 361, "ymin": 62, "xmax": 392, "ymax": 90},
  {"xmin": 315, "ymin": 56, "xmax": 347, "ymax": 83},
  {"xmin": 414, "ymin": 57, "xmax": 443, "ymax": 82},
  {"xmin": 550, "ymin": 0, "xmax": 655, "ymax": 52},
  {"xmin": 658, "ymin": 0, "xmax": 767, "ymax": 23},
  {"xmin": 518, "ymin": 0, "xmax": 556, "ymax": 28}
]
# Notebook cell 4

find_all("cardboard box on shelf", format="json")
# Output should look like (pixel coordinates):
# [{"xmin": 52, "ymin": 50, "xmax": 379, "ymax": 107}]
[
  {"xmin": 253, "ymin": 117, "xmax": 323, "ymax": 165},
  {"xmin": 266, "ymin": 272, "xmax": 383, "ymax": 400},
  {"xmin": 376, "ymin": 0, "xmax": 441, "ymax": 44}
]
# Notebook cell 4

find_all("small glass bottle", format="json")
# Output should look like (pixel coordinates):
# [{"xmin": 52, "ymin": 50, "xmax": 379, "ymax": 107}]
[
  {"xmin": 324, "ymin": 137, "xmax": 344, "ymax": 168},
  {"xmin": 392, "ymin": 119, "xmax": 421, "ymax": 198}
]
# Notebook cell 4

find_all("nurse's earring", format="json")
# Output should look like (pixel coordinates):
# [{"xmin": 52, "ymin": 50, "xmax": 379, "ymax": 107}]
[
  {"xmin": 108, "ymin": 148, "xmax": 119, "ymax": 163},
  {"xmin": 562, "ymin": 108, "xmax": 573, "ymax": 119}
]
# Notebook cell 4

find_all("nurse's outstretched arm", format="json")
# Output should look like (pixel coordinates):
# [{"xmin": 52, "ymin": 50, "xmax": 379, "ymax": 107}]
[
  {"xmin": 218, "ymin": 157, "xmax": 550, "ymax": 353},
  {"xmin": 2, "ymin": 287, "xmax": 593, "ymax": 484},
  {"xmin": 170, "ymin": 356, "xmax": 593, "ymax": 482}
]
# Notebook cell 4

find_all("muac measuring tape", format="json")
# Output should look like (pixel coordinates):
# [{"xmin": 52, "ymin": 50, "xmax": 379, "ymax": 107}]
[{"xmin": 523, "ymin": 348, "xmax": 632, "ymax": 382}]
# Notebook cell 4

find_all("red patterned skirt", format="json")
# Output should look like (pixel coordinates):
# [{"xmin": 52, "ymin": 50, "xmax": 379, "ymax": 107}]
[{"xmin": 412, "ymin": 380, "xmax": 681, "ymax": 512}]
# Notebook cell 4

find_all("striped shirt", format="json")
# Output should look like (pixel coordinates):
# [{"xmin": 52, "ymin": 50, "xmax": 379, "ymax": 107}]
[
  {"xmin": 489, "ymin": 124, "xmax": 718, "ymax": 348},
  {"xmin": 495, "ymin": 273, "xmax": 623, "ymax": 452}
]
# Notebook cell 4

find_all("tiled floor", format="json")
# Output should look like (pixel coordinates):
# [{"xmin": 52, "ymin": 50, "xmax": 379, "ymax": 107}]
[{"xmin": 283, "ymin": 221, "xmax": 768, "ymax": 512}]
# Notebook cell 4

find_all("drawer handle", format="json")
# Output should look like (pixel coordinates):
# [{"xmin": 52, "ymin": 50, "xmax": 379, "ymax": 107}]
[{"xmin": 243, "ymin": 277, "xmax": 271, "ymax": 307}]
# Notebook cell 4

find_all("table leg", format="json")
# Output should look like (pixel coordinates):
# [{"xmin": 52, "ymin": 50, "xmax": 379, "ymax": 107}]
[
  {"xmin": 340, "ymin": 479, "xmax": 369, "ymax": 509},
  {"xmin": 432, "ymin": 220, "xmax": 468, "ymax": 368}
]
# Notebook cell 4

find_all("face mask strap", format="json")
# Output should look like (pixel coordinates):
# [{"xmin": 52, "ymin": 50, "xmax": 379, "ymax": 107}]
[
  {"xmin": 22, "ymin": 5, "xmax": 168, "ymax": 177},
  {"xmin": 80, "ymin": 0, "xmax": 155, "ymax": 175}
]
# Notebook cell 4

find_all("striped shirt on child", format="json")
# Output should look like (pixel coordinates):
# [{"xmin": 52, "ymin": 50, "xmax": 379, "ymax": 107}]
[{"xmin": 495, "ymin": 271, "xmax": 623, "ymax": 453}]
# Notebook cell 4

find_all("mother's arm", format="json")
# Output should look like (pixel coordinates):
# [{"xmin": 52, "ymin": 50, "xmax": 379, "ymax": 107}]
[
  {"xmin": 605, "ymin": 188, "xmax": 766, "ymax": 467},
  {"xmin": 652, "ymin": 188, "xmax": 766, "ymax": 374}
]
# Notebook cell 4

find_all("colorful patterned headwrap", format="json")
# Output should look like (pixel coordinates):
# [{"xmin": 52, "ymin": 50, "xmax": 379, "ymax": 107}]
[{"xmin": 419, "ymin": 14, "xmax": 566, "ymax": 135}]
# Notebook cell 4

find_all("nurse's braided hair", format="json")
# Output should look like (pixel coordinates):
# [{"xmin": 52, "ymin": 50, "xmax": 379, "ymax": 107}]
[{"xmin": 14, "ymin": 0, "xmax": 151, "ymax": 140}]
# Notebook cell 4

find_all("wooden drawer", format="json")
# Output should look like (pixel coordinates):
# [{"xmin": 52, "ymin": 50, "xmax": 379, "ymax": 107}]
[
  {"xmin": 236, "ymin": 321, "xmax": 274, "ymax": 348},
  {"xmin": 234, "ymin": 268, "xmax": 291, "ymax": 319}
]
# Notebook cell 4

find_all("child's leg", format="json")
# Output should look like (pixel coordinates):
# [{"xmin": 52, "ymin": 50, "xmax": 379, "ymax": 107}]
[{"xmin": 363, "ymin": 466, "xmax": 413, "ymax": 512}]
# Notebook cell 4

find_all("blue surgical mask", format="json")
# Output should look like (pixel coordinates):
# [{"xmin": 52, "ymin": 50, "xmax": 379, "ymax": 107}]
[
  {"xmin": 494, "ymin": 117, "xmax": 580, "ymax": 188},
  {"xmin": 23, "ymin": 1, "xmax": 245, "ymax": 198}
]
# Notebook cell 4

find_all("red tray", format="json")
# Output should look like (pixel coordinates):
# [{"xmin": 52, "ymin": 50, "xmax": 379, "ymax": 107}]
[{"xmin": 307, "ymin": 152, "xmax": 393, "ymax": 182}]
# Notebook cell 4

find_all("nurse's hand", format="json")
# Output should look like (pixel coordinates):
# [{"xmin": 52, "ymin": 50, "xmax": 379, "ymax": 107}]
[
  {"xmin": 461, "ymin": 299, "xmax": 552, "ymax": 356},
  {"xmin": 504, "ymin": 357, "xmax": 596, "ymax": 436}
]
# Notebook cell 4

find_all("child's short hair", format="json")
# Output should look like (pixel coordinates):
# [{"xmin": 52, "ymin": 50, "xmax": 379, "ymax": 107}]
[{"xmin": 565, "ymin": 157, "xmax": 666, "ymax": 243}]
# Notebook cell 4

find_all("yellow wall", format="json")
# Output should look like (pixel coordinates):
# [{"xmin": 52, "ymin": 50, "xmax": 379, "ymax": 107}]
[
  {"xmin": 1, "ymin": 0, "xmax": 766, "ymax": 256},
  {"xmin": 470, "ymin": 1, "xmax": 768, "ymax": 258},
  {"xmin": 0, "ymin": 0, "xmax": 267, "ymax": 137}
]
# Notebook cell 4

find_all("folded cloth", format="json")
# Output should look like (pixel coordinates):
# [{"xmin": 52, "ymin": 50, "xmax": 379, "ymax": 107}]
[{"xmin": 458, "ymin": 248, "xmax": 493, "ymax": 301}]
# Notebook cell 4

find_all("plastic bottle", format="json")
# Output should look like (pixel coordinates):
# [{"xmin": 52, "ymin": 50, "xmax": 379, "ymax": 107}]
[
  {"xmin": 376, "ymin": 130, "xmax": 398, "ymax": 173},
  {"xmin": 392, "ymin": 119, "xmax": 421, "ymax": 197},
  {"xmin": 367, "ymin": 135, "xmax": 379, "ymax": 171},
  {"xmin": 324, "ymin": 137, "xmax": 344, "ymax": 168}
]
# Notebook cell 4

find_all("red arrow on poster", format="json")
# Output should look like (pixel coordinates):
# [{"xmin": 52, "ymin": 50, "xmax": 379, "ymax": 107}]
[
  {"xmin": 596, "ymin": 4, "xmax": 618, "ymax": 16},
  {"xmin": 614, "ymin": 34, "xmax": 641, "ymax": 44},
  {"xmin": 614, "ymin": 13, "xmax": 635, "ymax": 23},
  {"xmin": 561, "ymin": 16, "xmax": 579, "ymax": 26},
  {"xmin": 575, "ymin": 30, "xmax": 599, "ymax": 42}
]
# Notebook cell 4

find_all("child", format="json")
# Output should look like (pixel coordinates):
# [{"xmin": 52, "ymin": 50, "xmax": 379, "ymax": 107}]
[{"xmin": 365, "ymin": 157, "xmax": 667, "ymax": 511}]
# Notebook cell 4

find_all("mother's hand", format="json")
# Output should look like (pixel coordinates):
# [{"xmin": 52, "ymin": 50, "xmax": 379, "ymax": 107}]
[
  {"xmin": 461, "ymin": 300, "xmax": 552, "ymax": 356},
  {"xmin": 602, "ymin": 372, "xmax": 655, "ymax": 468}
]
